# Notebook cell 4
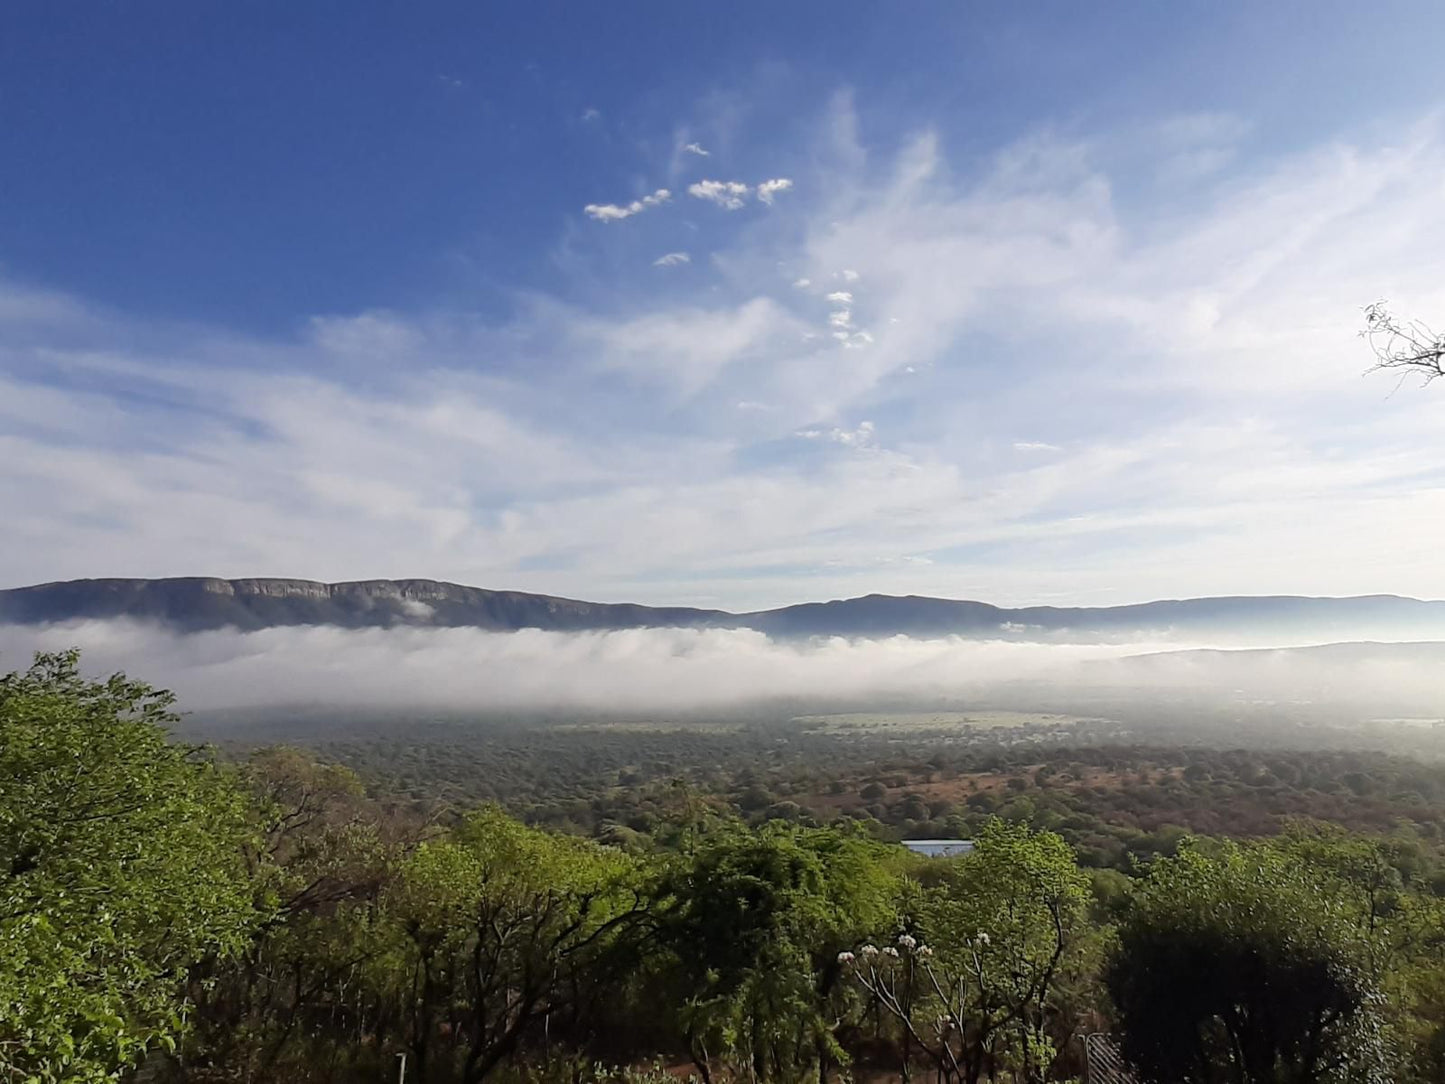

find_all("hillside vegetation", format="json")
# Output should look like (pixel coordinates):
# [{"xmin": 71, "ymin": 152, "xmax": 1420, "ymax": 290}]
[{"xmin": 4, "ymin": 653, "xmax": 1445, "ymax": 1084}]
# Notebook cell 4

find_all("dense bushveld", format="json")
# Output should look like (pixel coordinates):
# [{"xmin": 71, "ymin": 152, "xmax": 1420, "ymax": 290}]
[
  {"xmin": 4, "ymin": 653, "xmax": 1445, "ymax": 1083},
  {"xmin": 226, "ymin": 706, "xmax": 1445, "ymax": 879}
]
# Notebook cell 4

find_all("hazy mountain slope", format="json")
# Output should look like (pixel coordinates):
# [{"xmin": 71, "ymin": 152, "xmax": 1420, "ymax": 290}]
[
  {"xmin": 1086, "ymin": 640, "xmax": 1445, "ymax": 709},
  {"xmin": 738, "ymin": 593, "xmax": 1445, "ymax": 639},
  {"xmin": 4, "ymin": 577, "xmax": 1445, "ymax": 641}
]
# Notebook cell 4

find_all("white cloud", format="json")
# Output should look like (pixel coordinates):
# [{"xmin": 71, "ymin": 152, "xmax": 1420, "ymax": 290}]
[
  {"xmin": 6, "ymin": 103, "xmax": 1445, "ymax": 614},
  {"xmin": 826, "ymin": 291, "xmax": 853, "ymax": 303},
  {"xmin": 688, "ymin": 179, "xmax": 752, "ymax": 210},
  {"xmin": 584, "ymin": 296, "xmax": 805, "ymax": 397},
  {"xmin": 653, "ymin": 251, "xmax": 691, "ymax": 267},
  {"xmin": 799, "ymin": 420, "xmax": 876, "ymax": 447},
  {"xmin": 1013, "ymin": 441, "xmax": 1062, "ymax": 452},
  {"xmin": 580, "ymin": 107, "xmax": 601, "ymax": 123},
  {"xmin": 683, "ymin": 141, "xmax": 710, "ymax": 157},
  {"xmin": 399, "ymin": 598, "xmax": 436, "ymax": 620},
  {"xmin": 792, "ymin": 278, "xmax": 811, "ymax": 288},
  {"xmin": 687, "ymin": 177, "xmax": 793, "ymax": 209},
  {"xmin": 584, "ymin": 188, "xmax": 671, "ymax": 221},
  {"xmin": 756, "ymin": 177, "xmax": 794, "ymax": 205}
]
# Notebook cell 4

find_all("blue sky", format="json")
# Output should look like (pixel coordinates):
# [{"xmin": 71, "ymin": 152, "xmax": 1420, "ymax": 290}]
[{"xmin": 3, "ymin": 2, "xmax": 1445, "ymax": 608}]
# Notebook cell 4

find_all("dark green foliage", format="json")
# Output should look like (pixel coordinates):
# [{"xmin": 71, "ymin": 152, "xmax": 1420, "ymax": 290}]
[
  {"xmin": 650, "ymin": 821, "xmax": 900, "ymax": 1083},
  {"xmin": 1106, "ymin": 839, "xmax": 1391, "ymax": 1084}
]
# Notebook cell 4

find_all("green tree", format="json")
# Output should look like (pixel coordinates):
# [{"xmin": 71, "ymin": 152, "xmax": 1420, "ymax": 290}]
[
  {"xmin": 165, "ymin": 747, "xmax": 403, "ymax": 1083},
  {"xmin": 1106, "ymin": 838, "xmax": 1390, "ymax": 1084},
  {"xmin": 848, "ymin": 821, "xmax": 1093, "ymax": 1084},
  {"xmin": 0, "ymin": 651, "xmax": 256, "ymax": 1082},
  {"xmin": 1273, "ymin": 825, "xmax": 1445, "ymax": 1084},
  {"xmin": 380, "ymin": 806, "xmax": 647, "ymax": 1083},
  {"xmin": 653, "ymin": 821, "xmax": 900, "ymax": 1084}
]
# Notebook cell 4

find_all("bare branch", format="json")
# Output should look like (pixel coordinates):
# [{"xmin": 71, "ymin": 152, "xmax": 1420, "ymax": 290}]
[{"xmin": 1362, "ymin": 301, "xmax": 1445, "ymax": 385}]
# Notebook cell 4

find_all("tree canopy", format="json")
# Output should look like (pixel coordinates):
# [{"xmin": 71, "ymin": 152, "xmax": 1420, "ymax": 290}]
[
  {"xmin": 4, "ymin": 651, "xmax": 1445, "ymax": 1083},
  {"xmin": 1107, "ymin": 837, "xmax": 1391, "ymax": 1084},
  {"xmin": 0, "ymin": 651, "xmax": 256, "ymax": 1082}
]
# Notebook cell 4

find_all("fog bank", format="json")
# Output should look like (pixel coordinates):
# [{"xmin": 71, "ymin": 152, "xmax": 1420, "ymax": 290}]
[
  {"xmin": 1, "ymin": 620, "xmax": 1138, "ymax": 711},
  {"xmin": 4, "ymin": 620, "xmax": 1444, "ymax": 716}
]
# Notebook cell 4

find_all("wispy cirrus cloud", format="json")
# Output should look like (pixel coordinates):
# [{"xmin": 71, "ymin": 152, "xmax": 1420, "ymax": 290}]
[
  {"xmin": 3, "ymin": 98, "xmax": 1445, "ymax": 612},
  {"xmin": 798, "ymin": 420, "xmax": 877, "ymax": 447}
]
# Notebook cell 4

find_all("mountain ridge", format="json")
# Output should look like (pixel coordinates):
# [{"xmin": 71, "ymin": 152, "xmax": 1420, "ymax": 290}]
[{"xmin": 3, "ymin": 577, "xmax": 1444, "ymax": 640}]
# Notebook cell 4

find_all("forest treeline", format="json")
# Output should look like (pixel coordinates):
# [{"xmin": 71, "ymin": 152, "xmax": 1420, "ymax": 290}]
[{"xmin": 4, "ymin": 652, "xmax": 1445, "ymax": 1084}]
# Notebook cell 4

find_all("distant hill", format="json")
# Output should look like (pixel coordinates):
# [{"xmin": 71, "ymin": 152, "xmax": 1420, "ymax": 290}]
[
  {"xmin": 3, "ymin": 577, "xmax": 1445, "ymax": 642},
  {"xmin": 0, "ymin": 577, "xmax": 726, "ymax": 634}
]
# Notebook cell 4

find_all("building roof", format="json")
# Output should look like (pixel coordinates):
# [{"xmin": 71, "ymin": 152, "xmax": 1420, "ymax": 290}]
[{"xmin": 901, "ymin": 839, "xmax": 976, "ymax": 857}]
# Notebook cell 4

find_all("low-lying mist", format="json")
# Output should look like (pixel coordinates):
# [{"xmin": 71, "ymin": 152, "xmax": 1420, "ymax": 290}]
[{"xmin": 3, "ymin": 619, "xmax": 1443, "ymax": 718}]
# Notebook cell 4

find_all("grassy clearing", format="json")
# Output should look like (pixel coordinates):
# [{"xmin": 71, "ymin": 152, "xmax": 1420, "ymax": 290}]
[{"xmin": 792, "ymin": 710, "xmax": 1101, "ymax": 732}]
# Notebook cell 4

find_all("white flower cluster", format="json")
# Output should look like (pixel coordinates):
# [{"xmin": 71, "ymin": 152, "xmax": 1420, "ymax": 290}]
[
  {"xmin": 839, "ymin": 936, "xmax": 936, "ymax": 967},
  {"xmin": 896, "ymin": 933, "xmax": 934, "ymax": 957}
]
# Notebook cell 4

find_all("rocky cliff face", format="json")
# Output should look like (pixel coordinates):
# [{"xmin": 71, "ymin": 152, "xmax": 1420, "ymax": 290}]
[
  {"xmin": 2, "ymin": 577, "xmax": 1443, "ymax": 641},
  {"xmin": 0, "ymin": 577, "xmax": 726, "ymax": 632}
]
